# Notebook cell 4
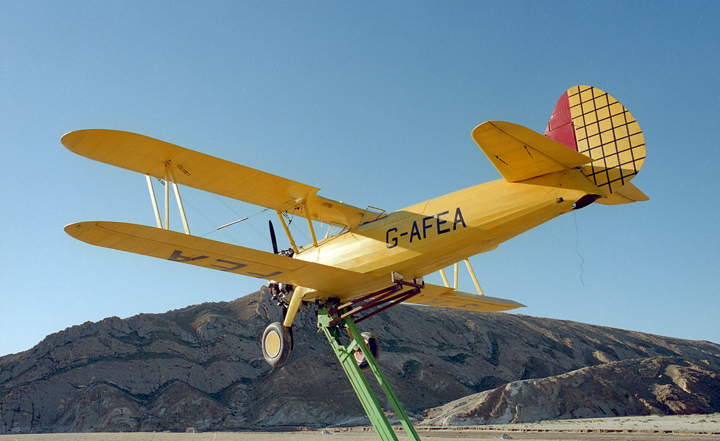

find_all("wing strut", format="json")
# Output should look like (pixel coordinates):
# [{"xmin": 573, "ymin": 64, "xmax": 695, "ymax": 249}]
[
  {"xmin": 438, "ymin": 259, "xmax": 485, "ymax": 296},
  {"xmin": 144, "ymin": 161, "xmax": 191, "ymax": 235},
  {"xmin": 275, "ymin": 210, "xmax": 299, "ymax": 254},
  {"xmin": 464, "ymin": 259, "xmax": 484, "ymax": 296},
  {"xmin": 146, "ymin": 174, "xmax": 163, "ymax": 229},
  {"xmin": 302, "ymin": 201, "xmax": 319, "ymax": 246},
  {"xmin": 166, "ymin": 161, "xmax": 190, "ymax": 235}
]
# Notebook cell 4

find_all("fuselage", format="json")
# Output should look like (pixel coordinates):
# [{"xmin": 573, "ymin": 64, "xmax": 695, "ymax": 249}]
[{"xmin": 295, "ymin": 169, "xmax": 598, "ymax": 281}]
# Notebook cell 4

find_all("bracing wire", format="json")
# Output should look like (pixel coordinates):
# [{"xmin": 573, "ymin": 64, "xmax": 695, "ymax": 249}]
[
  {"xmin": 287, "ymin": 213, "xmax": 312, "ymax": 244},
  {"xmin": 200, "ymin": 198, "xmax": 272, "ymax": 244},
  {"xmin": 151, "ymin": 177, "xmax": 313, "ymax": 248},
  {"xmin": 573, "ymin": 211, "xmax": 585, "ymax": 286}
]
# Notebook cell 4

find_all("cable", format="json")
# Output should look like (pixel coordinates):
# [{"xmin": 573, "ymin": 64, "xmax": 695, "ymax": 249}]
[{"xmin": 573, "ymin": 211, "xmax": 585, "ymax": 286}]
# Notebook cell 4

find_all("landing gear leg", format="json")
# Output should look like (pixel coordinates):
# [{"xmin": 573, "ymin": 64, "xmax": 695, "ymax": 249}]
[
  {"xmin": 318, "ymin": 304, "xmax": 421, "ymax": 441},
  {"xmin": 263, "ymin": 282, "xmax": 297, "ymax": 367}
]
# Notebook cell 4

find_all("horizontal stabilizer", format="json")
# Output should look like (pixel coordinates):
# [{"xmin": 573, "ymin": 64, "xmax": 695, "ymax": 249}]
[
  {"xmin": 472, "ymin": 121, "xmax": 594, "ymax": 182},
  {"xmin": 595, "ymin": 181, "xmax": 649, "ymax": 205}
]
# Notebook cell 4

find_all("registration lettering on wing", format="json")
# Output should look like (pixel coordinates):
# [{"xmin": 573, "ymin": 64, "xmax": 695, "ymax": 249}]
[{"xmin": 167, "ymin": 249, "xmax": 281, "ymax": 278}]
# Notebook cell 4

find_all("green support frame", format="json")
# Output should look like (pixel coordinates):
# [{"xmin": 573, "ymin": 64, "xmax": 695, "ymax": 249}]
[{"xmin": 318, "ymin": 305, "xmax": 421, "ymax": 441}]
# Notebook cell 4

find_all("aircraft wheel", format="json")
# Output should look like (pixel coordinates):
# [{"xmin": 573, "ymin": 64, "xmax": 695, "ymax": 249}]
[
  {"xmin": 353, "ymin": 332, "xmax": 380, "ymax": 370},
  {"xmin": 262, "ymin": 322, "xmax": 292, "ymax": 367}
]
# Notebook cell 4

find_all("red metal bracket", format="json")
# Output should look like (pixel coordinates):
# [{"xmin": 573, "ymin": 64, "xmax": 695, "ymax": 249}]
[{"xmin": 327, "ymin": 278, "xmax": 424, "ymax": 327}]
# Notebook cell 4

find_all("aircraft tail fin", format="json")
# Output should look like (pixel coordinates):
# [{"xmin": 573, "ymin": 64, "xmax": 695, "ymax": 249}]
[{"xmin": 545, "ymin": 86, "xmax": 647, "ymax": 201}]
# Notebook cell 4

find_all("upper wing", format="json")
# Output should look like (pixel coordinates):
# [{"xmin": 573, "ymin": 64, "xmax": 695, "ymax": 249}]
[
  {"xmin": 66, "ymin": 221, "xmax": 523, "ymax": 312},
  {"xmin": 472, "ymin": 121, "xmax": 594, "ymax": 182},
  {"xmin": 62, "ymin": 129, "xmax": 367, "ymax": 229}
]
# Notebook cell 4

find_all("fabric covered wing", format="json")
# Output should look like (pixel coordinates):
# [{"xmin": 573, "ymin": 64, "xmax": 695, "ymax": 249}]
[
  {"xmin": 472, "ymin": 121, "xmax": 594, "ymax": 182},
  {"xmin": 65, "ymin": 221, "xmax": 382, "ymax": 297},
  {"xmin": 408, "ymin": 283, "xmax": 525, "ymax": 312},
  {"xmin": 65, "ymin": 221, "xmax": 524, "ymax": 312},
  {"xmin": 62, "ymin": 129, "xmax": 367, "ymax": 228}
]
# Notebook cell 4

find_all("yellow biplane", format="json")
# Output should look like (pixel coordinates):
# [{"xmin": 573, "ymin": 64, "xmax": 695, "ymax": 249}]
[
  {"xmin": 62, "ymin": 86, "xmax": 648, "ymax": 366},
  {"xmin": 64, "ymin": 86, "xmax": 646, "ymax": 439},
  {"xmin": 63, "ymin": 85, "xmax": 646, "ymax": 370}
]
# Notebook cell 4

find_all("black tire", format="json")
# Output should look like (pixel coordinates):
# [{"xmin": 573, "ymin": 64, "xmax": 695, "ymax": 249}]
[
  {"xmin": 353, "ymin": 332, "xmax": 380, "ymax": 370},
  {"xmin": 262, "ymin": 322, "xmax": 292, "ymax": 367}
]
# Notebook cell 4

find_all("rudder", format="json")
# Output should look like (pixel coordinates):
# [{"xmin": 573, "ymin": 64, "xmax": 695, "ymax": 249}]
[{"xmin": 545, "ymin": 86, "xmax": 647, "ymax": 200}]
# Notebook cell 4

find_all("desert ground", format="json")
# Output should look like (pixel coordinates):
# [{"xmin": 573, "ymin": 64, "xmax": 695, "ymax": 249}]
[{"xmin": 1, "ymin": 414, "xmax": 718, "ymax": 441}]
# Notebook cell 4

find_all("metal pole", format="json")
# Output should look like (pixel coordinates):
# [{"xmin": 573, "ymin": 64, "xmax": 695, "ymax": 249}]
[
  {"xmin": 146, "ymin": 174, "xmax": 163, "ymax": 229},
  {"xmin": 166, "ymin": 163, "xmax": 191, "ymax": 235},
  {"xmin": 453, "ymin": 262, "xmax": 459, "ymax": 290},
  {"xmin": 164, "ymin": 163, "xmax": 170, "ymax": 230},
  {"xmin": 464, "ymin": 259, "xmax": 484, "ymax": 296},
  {"xmin": 439, "ymin": 268, "xmax": 450, "ymax": 288},
  {"xmin": 276, "ymin": 210, "xmax": 299, "ymax": 254},
  {"xmin": 302, "ymin": 201, "xmax": 318, "ymax": 247}
]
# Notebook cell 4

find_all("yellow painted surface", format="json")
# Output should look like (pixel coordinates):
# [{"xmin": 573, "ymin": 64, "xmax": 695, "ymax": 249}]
[
  {"xmin": 264, "ymin": 331, "xmax": 280, "ymax": 357},
  {"xmin": 294, "ymin": 170, "xmax": 596, "ymax": 281},
  {"xmin": 471, "ymin": 121, "xmax": 593, "ymax": 182},
  {"xmin": 595, "ymin": 181, "xmax": 649, "ymax": 205},
  {"xmin": 64, "ymin": 221, "xmax": 381, "ymax": 298},
  {"xmin": 566, "ymin": 86, "xmax": 646, "ymax": 194},
  {"xmin": 63, "ymin": 162, "xmax": 591, "ymax": 313},
  {"xmin": 61, "ymin": 130, "xmax": 367, "ymax": 229},
  {"xmin": 63, "ymin": 96, "xmax": 647, "ymax": 317},
  {"xmin": 64, "ymin": 221, "xmax": 523, "ymax": 312}
]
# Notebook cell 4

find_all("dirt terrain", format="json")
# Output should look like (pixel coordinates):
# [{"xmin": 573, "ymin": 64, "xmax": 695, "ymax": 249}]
[{"xmin": 1, "ymin": 414, "xmax": 718, "ymax": 441}]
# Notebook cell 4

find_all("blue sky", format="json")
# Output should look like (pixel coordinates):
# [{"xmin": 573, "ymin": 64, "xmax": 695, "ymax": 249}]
[{"xmin": 1, "ymin": 1, "xmax": 718, "ymax": 356}]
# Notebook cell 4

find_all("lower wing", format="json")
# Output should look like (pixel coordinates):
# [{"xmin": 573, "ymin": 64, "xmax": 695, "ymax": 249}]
[{"xmin": 65, "ymin": 221, "xmax": 523, "ymax": 312}]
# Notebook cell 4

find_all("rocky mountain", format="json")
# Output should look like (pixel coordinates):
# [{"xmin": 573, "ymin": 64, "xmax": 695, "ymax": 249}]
[
  {"xmin": 1, "ymin": 288, "xmax": 719, "ymax": 433},
  {"xmin": 421, "ymin": 356, "xmax": 720, "ymax": 425}
]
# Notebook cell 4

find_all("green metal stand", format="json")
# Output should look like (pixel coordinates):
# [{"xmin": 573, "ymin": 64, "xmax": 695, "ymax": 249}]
[{"xmin": 318, "ymin": 305, "xmax": 421, "ymax": 441}]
